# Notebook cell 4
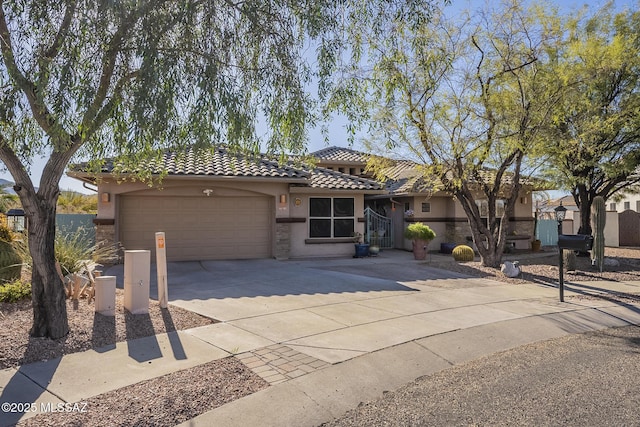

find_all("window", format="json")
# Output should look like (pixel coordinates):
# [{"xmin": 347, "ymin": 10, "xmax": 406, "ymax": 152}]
[
  {"xmin": 475, "ymin": 199, "xmax": 505, "ymax": 228},
  {"xmin": 624, "ymin": 201, "xmax": 630, "ymax": 210},
  {"xmin": 610, "ymin": 202, "xmax": 617, "ymax": 211},
  {"xmin": 421, "ymin": 202, "xmax": 431, "ymax": 213},
  {"xmin": 309, "ymin": 197, "xmax": 354, "ymax": 238}
]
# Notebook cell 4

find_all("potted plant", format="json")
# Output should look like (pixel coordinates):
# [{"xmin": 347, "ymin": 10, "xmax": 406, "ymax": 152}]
[
  {"xmin": 352, "ymin": 232, "xmax": 369, "ymax": 258},
  {"xmin": 369, "ymin": 230, "xmax": 384, "ymax": 256},
  {"xmin": 404, "ymin": 222, "xmax": 436, "ymax": 260}
]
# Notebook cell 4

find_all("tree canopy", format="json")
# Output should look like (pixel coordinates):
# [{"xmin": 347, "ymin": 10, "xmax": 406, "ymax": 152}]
[
  {"xmin": 328, "ymin": 0, "xmax": 561, "ymax": 267},
  {"xmin": 0, "ymin": 0, "xmax": 441, "ymax": 339},
  {"xmin": 541, "ymin": 3, "xmax": 640, "ymax": 235}
]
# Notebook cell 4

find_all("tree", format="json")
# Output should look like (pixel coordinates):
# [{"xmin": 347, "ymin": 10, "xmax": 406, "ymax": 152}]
[
  {"xmin": 542, "ymin": 4, "xmax": 640, "ymax": 236},
  {"xmin": 329, "ymin": 0, "xmax": 560, "ymax": 267},
  {"xmin": 0, "ymin": 1, "xmax": 439, "ymax": 339}
]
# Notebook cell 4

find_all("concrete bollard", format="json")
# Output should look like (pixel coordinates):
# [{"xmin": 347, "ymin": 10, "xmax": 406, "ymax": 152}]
[
  {"xmin": 124, "ymin": 250, "xmax": 150, "ymax": 314},
  {"xmin": 94, "ymin": 276, "xmax": 117, "ymax": 316}
]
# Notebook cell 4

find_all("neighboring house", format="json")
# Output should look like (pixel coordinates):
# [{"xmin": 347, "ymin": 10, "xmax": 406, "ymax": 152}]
[
  {"xmin": 538, "ymin": 196, "xmax": 620, "ymax": 247},
  {"xmin": 69, "ymin": 146, "xmax": 541, "ymax": 262},
  {"xmin": 610, "ymin": 193, "xmax": 640, "ymax": 213}
]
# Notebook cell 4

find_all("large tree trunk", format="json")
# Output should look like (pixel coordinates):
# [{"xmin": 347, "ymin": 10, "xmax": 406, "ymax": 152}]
[
  {"xmin": 27, "ymin": 192, "xmax": 69, "ymax": 339},
  {"xmin": 574, "ymin": 184, "xmax": 593, "ymax": 236}
]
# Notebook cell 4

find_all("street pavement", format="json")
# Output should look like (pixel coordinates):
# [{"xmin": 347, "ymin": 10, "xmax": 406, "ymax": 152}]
[
  {"xmin": 1, "ymin": 250, "xmax": 639, "ymax": 426},
  {"xmin": 321, "ymin": 324, "xmax": 640, "ymax": 426}
]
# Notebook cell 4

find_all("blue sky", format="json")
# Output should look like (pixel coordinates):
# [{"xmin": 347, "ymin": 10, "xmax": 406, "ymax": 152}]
[{"xmin": 0, "ymin": 0, "xmax": 635, "ymax": 194}]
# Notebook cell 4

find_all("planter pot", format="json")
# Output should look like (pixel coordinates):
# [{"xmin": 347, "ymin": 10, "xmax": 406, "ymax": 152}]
[
  {"xmin": 369, "ymin": 246, "xmax": 380, "ymax": 256},
  {"xmin": 531, "ymin": 239, "xmax": 542, "ymax": 252},
  {"xmin": 354, "ymin": 243, "xmax": 370, "ymax": 258},
  {"xmin": 412, "ymin": 239, "xmax": 430, "ymax": 260}
]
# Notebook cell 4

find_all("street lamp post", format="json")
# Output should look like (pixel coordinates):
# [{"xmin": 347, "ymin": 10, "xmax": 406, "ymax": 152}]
[{"xmin": 555, "ymin": 202, "xmax": 567, "ymax": 302}]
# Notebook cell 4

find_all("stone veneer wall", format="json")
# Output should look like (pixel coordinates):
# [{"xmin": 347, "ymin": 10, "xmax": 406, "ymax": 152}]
[
  {"xmin": 446, "ymin": 219, "xmax": 535, "ymax": 243},
  {"xmin": 275, "ymin": 223, "xmax": 290, "ymax": 260},
  {"xmin": 94, "ymin": 223, "xmax": 121, "ymax": 264}
]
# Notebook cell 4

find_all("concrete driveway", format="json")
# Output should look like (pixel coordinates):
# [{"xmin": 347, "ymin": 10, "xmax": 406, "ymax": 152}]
[{"xmin": 103, "ymin": 250, "xmax": 573, "ymax": 363}]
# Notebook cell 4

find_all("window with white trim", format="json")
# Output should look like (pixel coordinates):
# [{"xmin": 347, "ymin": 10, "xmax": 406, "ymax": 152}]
[
  {"xmin": 309, "ymin": 197, "xmax": 355, "ymax": 238},
  {"xmin": 475, "ymin": 199, "xmax": 505, "ymax": 227}
]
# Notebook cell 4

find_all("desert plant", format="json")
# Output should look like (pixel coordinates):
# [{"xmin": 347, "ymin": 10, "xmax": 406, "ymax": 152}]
[
  {"xmin": 12, "ymin": 228, "xmax": 121, "ymax": 276},
  {"xmin": 563, "ymin": 250, "xmax": 577, "ymax": 271},
  {"xmin": 0, "ymin": 223, "xmax": 12, "ymax": 242},
  {"xmin": 0, "ymin": 279, "xmax": 31, "ymax": 302},
  {"xmin": 591, "ymin": 196, "xmax": 606, "ymax": 272},
  {"xmin": 0, "ymin": 224, "xmax": 21, "ymax": 282},
  {"xmin": 404, "ymin": 222, "xmax": 436, "ymax": 241},
  {"xmin": 452, "ymin": 245, "xmax": 475, "ymax": 262}
]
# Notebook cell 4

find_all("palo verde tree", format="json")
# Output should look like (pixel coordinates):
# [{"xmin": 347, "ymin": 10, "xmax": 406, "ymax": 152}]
[
  {"xmin": 542, "ymin": 3, "xmax": 640, "ymax": 236},
  {"xmin": 329, "ymin": 0, "xmax": 560, "ymax": 267},
  {"xmin": 0, "ymin": 0, "xmax": 440, "ymax": 339}
]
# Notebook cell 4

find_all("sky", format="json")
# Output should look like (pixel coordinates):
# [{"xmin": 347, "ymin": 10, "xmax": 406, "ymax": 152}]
[{"xmin": 0, "ymin": 0, "xmax": 635, "ymax": 194}]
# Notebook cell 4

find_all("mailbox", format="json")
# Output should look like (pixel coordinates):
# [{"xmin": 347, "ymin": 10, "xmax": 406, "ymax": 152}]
[{"xmin": 557, "ymin": 234, "xmax": 594, "ymax": 251}]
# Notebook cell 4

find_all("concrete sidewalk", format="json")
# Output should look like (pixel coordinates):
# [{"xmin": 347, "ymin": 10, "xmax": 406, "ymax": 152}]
[{"xmin": 1, "ymin": 252, "xmax": 639, "ymax": 426}]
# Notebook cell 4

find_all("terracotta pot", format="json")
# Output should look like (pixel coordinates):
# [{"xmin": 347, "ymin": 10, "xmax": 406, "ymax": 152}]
[
  {"xmin": 531, "ymin": 239, "xmax": 541, "ymax": 252},
  {"xmin": 412, "ymin": 239, "xmax": 429, "ymax": 260}
]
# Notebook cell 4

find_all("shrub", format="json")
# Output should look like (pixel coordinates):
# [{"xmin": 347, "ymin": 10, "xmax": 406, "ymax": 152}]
[
  {"xmin": 404, "ymin": 222, "xmax": 436, "ymax": 241},
  {"xmin": 0, "ymin": 239, "xmax": 22, "ymax": 282},
  {"xmin": 0, "ymin": 279, "xmax": 31, "ymax": 302},
  {"xmin": 0, "ymin": 223, "xmax": 12, "ymax": 242},
  {"xmin": 452, "ymin": 245, "xmax": 475, "ymax": 262},
  {"xmin": 12, "ymin": 227, "xmax": 121, "ymax": 276}
]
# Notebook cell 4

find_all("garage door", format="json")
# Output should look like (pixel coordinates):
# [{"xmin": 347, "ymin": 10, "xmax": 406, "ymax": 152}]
[{"xmin": 119, "ymin": 195, "xmax": 272, "ymax": 261}]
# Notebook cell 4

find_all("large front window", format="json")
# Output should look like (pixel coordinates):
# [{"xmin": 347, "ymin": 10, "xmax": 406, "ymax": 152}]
[{"xmin": 309, "ymin": 197, "xmax": 355, "ymax": 238}]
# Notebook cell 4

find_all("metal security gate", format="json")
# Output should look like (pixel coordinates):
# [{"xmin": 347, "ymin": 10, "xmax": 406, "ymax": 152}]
[{"xmin": 364, "ymin": 207, "xmax": 393, "ymax": 248}]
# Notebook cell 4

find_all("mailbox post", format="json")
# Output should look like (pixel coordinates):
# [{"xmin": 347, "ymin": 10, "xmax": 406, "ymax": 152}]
[
  {"xmin": 556, "ymin": 234, "xmax": 594, "ymax": 302},
  {"xmin": 554, "ymin": 202, "xmax": 568, "ymax": 302}
]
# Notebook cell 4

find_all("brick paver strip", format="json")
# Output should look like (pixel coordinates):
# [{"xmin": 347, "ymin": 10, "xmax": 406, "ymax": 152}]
[{"xmin": 235, "ymin": 344, "xmax": 331, "ymax": 384}]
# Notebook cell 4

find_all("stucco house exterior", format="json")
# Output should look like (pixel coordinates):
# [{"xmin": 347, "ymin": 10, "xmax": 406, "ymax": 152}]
[
  {"xmin": 69, "ymin": 146, "xmax": 540, "ymax": 262},
  {"xmin": 313, "ymin": 147, "xmax": 539, "ymax": 253}
]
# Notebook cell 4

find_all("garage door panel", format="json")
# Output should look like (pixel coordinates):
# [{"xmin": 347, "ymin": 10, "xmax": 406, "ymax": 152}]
[{"xmin": 119, "ymin": 195, "xmax": 272, "ymax": 261}]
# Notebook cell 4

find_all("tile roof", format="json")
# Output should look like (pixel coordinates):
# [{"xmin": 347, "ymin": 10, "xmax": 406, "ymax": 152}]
[
  {"xmin": 311, "ymin": 146, "xmax": 369, "ymax": 164},
  {"xmin": 308, "ymin": 167, "xmax": 382, "ymax": 190},
  {"xmin": 73, "ymin": 146, "xmax": 308, "ymax": 179},
  {"xmin": 71, "ymin": 146, "xmax": 383, "ymax": 191},
  {"xmin": 145, "ymin": 147, "xmax": 308, "ymax": 178},
  {"xmin": 380, "ymin": 161, "xmax": 548, "ymax": 194}
]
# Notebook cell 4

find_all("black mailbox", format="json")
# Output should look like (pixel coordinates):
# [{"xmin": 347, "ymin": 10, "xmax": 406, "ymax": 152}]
[{"xmin": 558, "ymin": 234, "xmax": 594, "ymax": 251}]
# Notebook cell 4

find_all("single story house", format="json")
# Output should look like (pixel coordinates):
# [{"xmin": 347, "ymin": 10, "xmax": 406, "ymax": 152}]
[{"xmin": 69, "ymin": 146, "xmax": 540, "ymax": 262}]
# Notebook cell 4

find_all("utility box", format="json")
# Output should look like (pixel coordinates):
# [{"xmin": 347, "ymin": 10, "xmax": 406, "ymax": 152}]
[
  {"xmin": 94, "ymin": 276, "xmax": 116, "ymax": 316},
  {"xmin": 558, "ymin": 234, "xmax": 594, "ymax": 251},
  {"xmin": 124, "ymin": 250, "xmax": 150, "ymax": 314}
]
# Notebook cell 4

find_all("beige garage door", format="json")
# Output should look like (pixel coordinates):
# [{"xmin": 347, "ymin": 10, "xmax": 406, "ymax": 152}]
[{"xmin": 119, "ymin": 195, "xmax": 272, "ymax": 261}]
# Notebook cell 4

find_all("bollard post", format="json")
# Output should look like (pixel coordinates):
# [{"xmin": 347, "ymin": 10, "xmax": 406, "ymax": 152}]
[
  {"xmin": 124, "ymin": 250, "xmax": 150, "ymax": 314},
  {"xmin": 155, "ymin": 232, "xmax": 168, "ymax": 309}
]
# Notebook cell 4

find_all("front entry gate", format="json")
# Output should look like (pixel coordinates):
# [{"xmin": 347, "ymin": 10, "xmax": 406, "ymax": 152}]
[{"xmin": 364, "ymin": 207, "xmax": 393, "ymax": 248}]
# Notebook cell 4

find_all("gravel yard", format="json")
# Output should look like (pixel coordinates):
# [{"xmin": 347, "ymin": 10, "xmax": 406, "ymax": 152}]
[
  {"xmin": 2, "ymin": 246, "xmax": 639, "ymax": 426},
  {"xmin": 429, "ymin": 246, "xmax": 640, "ymax": 287}
]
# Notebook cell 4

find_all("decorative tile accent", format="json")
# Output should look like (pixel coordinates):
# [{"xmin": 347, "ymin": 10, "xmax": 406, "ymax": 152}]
[{"xmin": 235, "ymin": 344, "xmax": 330, "ymax": 385}]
